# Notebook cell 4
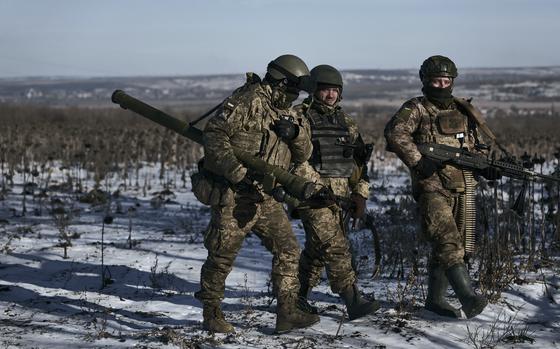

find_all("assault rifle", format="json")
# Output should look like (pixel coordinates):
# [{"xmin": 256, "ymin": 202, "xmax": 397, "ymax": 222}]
[{"xmin": 417, "ymin": 143, "xmax": 560, "ymax": 216}]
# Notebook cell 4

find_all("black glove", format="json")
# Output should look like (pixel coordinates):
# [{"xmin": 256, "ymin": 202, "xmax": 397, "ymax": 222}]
[
  {"xmin": 274, "ymin": 118, "xmax": 298, "ymax": 141},
  {"xmin": 414, "ymin": 157, "xmax": 442, "ymax": 179},
  {"xmin": 350, "ymin": 193, "xmax": 367, "ymax": 219},
  {"xmin": 480, "ymin": 167, "xmax": 502, "ymax": 181}
]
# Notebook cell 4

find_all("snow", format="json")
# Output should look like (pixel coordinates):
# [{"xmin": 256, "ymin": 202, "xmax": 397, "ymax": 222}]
[{"xmin": 1, "ymin": 160, "xmax": 559, "ymax": 349}]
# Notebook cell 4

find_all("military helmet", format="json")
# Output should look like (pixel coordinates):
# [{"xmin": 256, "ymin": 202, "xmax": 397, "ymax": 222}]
[
  {"xmin": 267, "ymin": 54, "xmax": 310, "ymax": 83},
  {"xmin": 310, "ymin": 64, "xmax": 343, "ymax": 89},
  {"xmin": 419, "ymin": 55, "xmax": 458, "ymax": 82}
]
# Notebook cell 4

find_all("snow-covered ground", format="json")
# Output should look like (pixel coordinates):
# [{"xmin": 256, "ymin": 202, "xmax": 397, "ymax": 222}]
[{"xmin": 0, "ymin": 158, "xmax": 559, "ymax": 349}]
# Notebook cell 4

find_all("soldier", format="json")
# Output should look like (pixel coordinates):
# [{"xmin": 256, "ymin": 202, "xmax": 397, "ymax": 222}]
[
  {"xmin": 293, "ymin": 65, "xmax": 380, "ymax": 320},
  {"xmin": 194, "ymin": 54, "xmax": 320, "ymax": 333},
  {"xmin": 384, "ymin": 55, "xmax": 498, "ymax": 318}
]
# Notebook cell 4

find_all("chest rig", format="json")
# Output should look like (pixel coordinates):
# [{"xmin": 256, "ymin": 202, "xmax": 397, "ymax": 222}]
[
  {"xmin": 415, "ymin": 98, "xmax": 470, "ymax": 148},
  {"xmin": 307, "ymin": 106, "xmax": 355, "ymax": 178}
]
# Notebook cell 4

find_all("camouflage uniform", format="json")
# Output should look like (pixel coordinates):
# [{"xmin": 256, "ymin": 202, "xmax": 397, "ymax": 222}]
[
  {"xmin": 293, "ymin": 100, "xmax": 369, "ymax": 293},
  {"xmin": 384, "ymin": 55, "xmax": 489, "ymax": 319},
  {"xmin": 384, "ymin": 96, "xmax": 486, "ymax": 269},
  {"xmin": 195, "ymin": 78, "xmax": 313, "ymax": 305}
]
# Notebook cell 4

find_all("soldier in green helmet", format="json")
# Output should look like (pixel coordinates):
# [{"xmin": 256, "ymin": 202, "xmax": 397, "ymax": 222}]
[
  {"xmin": 194, "ymin": 54, "xmax": 320, "ymax": 334},
  {"xmin": 292, "ymin": 64, "xmax": 380, "ymax": 320},
  {"xmin": 384, "ymin": 55, "xmax": 499, "ymax": 319}
]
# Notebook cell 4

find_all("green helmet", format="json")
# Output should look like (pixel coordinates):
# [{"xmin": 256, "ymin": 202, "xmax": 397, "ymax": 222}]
[
  {"xmin": 310, "ymin": 64, "xmax": 343, "ymax": 90},
  {"xmin": 419, "ymin": 55, "xmax": 458, "ymax": 82},
  {"xmin": 267, "ymin": 54, "xmax": 312, "ymax": 92}
]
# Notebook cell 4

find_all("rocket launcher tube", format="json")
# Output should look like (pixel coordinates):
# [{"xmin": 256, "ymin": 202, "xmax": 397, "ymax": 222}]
[{"xmin": 111, "ymin": 89, "xmax": 316, "ymax": 200}]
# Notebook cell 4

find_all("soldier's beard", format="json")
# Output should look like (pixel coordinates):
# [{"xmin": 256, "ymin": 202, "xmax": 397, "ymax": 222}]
[
  {"xmin": 272, "ymin": 87, "xmax": 299, "ymax": 109},
  {"xmin": 423, "ymin": 85, "xmax": 454, "ymax": 109}
]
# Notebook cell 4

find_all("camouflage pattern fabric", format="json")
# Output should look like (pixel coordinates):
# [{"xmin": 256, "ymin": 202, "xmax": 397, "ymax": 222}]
[
  {"xmin": 203, "ymin": 81, "xmax": 312, "ymax": 185},
  {"xmin": 384, "ymin": 97, "xmax": 485, "ymax": 199},
  {"xmin": 298, "ymin": 205, "xmax": 356, "ymax": 292},
  {"xmin": 196, "ymin": 193, "xmax": 301, "ymax": 302},
  {"xmin": 384, "ymin": 96, "xmax": 487, "ymax": 269},
  {"xmin": 293, "ymin": 100, "xmax": 368, "ymax": 293},
  {"xmin": 418, "ymin": 192, "xmax": 466, "ymax": 269},
  {"xmin": 195, "ymin": 78, "xmax": 313, "ymax": 303}
]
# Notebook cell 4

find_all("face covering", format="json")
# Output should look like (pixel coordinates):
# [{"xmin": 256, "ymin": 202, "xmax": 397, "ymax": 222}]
[
  {"xmin": 272, "ymin": 86, "xmax": 299, "ymax": 109},
  {"xmin": 423, "ymin": 85, "xmax": 454, "ymax": 109}
]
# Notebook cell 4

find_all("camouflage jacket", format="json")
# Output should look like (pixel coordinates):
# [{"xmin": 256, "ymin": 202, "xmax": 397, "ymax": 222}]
[
  {"xmin": 384, "ymin": 96, "xmax": 487, "ymax": 198},
  {"xmin": 203, "ymin": 77, "xmax": 313, "ymax": 188},
  {"xmin": 293, "ymin": 100, "xmax": 369, "ymax": 199}
]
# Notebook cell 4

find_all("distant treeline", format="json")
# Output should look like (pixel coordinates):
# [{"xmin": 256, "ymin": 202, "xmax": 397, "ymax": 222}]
[{"xmin": 1, "ymin": 103, "xmax": 559, "ymax": 169}]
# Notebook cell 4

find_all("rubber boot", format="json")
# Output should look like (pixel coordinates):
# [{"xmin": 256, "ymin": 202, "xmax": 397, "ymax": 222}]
[
  {"xmin": 275, "ymin": 294, "xmax": 320, "ymax": 334},
  {"xmin": 339, "ymin": 284, "xmax": 380, "ymax": 320},
  {"xmin": 201, "ymin": 302, "xmax": 235, "ymax": 333},
  {"xmin": 297, "ymin": 281, "xmax": 318, "ymax": 314},
  {"xmin": 446, "ymin": 263, "xmax": 488, "ymax": 319},
  {"xmin": 425, "ymin": 264, "xmax": 461, "ymax": 318}
]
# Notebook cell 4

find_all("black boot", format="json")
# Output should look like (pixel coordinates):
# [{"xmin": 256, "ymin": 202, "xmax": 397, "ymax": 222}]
[
  {"xmin": 297, "ymin": 281, "xmax": 318, "ymax": 314},
  {"xmin": 275, "ymin": 294, "xmax": 320, "ymax": 334},
  {"xmin": 425, "ymin": 264, "xmax": 461, "ymax": 318},
  {"xmin": 339, "ymin": 284, "xmax": 380, "ymax": 320},
  {"xmin": 446, "ymin": 263, "xmax": 488, "ymax": 319}
]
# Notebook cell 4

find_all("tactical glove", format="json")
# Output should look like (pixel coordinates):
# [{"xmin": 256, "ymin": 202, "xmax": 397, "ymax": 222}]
[
  {"xmin": 480, "ymin": 167, "xmax": 502, "ymax": 181},
  {"xmin": 350, "ymin": 193, "xmax": 367, "ymax": 219},
  {"xmin": 274, "ymin": 118, "xmax": 299, "ymax": 141},
  {"xmin": 414, "ymin": 157, "xmax": 442, "ymax": 179}
]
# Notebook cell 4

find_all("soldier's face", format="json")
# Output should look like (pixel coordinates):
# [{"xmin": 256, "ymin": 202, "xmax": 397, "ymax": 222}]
[
  {"xmin": 430, "ymin": 77, "xmax": 453, "ymax": 88},
  {"xmin": 316, "ymin": 87, "xmax": 340, "ymax": 106}
]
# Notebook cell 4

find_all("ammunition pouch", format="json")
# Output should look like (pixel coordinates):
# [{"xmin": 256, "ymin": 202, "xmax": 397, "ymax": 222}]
[
  {"xmin": 438, "ymin": 164, "xmax": 466, "ymax": 192},
  {"xmin": 436, "ymin": 110, "xmax": 466, "ymax": 135},
  {"xmin": 191, "ymin": 159, "xmax": 234, "ymax": 206},
  {"xmin": 434, "ymin": 110, "xmax": 468, "ymax": 191}
]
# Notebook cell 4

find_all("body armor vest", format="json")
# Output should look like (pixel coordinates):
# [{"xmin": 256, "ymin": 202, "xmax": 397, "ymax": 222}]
[
  {"xmin": 416, "ymin": 98, "xmax": 472, "ymax": 191},
  {"xmin": 307, "ymin": 107, "xmax": 355, "ymax": 178}
]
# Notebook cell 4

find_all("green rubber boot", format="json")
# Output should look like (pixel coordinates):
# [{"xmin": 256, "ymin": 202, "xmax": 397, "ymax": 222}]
[
  {"xmin": 446, "ymin": 263, "xmax": 488, "ymax": 319},
  {"xmin": 425, "ymin": 264, "xmax": 461, "ymax": 318}
]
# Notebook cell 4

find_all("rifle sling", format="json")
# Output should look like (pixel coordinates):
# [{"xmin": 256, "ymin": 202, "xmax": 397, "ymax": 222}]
[{"xmin": 453, "ymin": 97, "xmax": 496, "ymax": 142}]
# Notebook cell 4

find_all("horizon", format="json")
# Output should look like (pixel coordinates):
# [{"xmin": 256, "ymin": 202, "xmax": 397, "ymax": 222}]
[{"xmin": 2, "ymin": 64, "xmax": 560, "ymax": 80}]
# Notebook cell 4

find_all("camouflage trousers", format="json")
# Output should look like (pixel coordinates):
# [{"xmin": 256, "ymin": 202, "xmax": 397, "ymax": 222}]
[
  {"xmin": 195, "ymin": 194, "xmax": 301, "ymax": 303},
  {"xmin": 298, "ymin": 205, "xmax": 356, "ymax": 293},
  {"xmin": 418, "ymin": 191, "xmax": 465, "ymax": 269}
]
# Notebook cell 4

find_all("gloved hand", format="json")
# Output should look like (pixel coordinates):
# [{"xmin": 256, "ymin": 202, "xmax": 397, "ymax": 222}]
[
  {"xmin": 350, "ymin": 193, "xmax": 367, "ymax": 219},
  {"xmin": 480, "ymin": 167, "xmax": 502, "ymax": 181},
  {"xmin": 414, "ymin": 157, "xmax": 442, "ymax": 179},
  {"xmin": 274, "ymin": 118, "xmax": 298, "ymax": 141}
]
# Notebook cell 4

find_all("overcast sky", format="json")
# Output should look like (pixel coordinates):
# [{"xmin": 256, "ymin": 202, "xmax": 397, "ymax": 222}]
[{"xmin": 0, "ymin": 0, "xmax": 558, "ymax": 77}]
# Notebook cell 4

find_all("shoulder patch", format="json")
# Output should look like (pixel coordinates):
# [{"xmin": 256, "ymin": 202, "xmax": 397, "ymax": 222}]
[
  {"xmin": 223, "ymin": 98, "xmax": 237, "ymax": 111},
  {"xmin": 216, "ymin": 98, "xmax": 238, "ymax": 120},
  {"xmin": 396, "ymin": 106, "xmax": 413, "ymax": 120}
]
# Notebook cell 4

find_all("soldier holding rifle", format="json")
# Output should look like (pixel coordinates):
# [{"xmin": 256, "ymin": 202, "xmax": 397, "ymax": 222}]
[{"xmin": 384, "ymin": 56, "xmax": 496, "ymax": 319}]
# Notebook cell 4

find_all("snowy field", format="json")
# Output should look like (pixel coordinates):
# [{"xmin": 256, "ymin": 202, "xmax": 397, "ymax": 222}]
[{"xmin": 0, "ymin": 156, "xmax": 559, "ymax": 349}]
